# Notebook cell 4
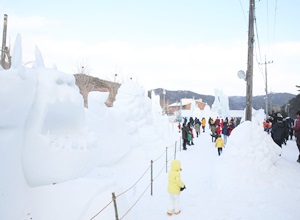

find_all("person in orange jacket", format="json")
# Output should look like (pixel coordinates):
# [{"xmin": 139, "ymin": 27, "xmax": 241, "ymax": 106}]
[
  {"xmin": 263, "ymin": 120, "xmax": 271, "ymax": 133},
  {"xmin": 201, "ymin": 117, "xmax": 206, "ymax": 132}
]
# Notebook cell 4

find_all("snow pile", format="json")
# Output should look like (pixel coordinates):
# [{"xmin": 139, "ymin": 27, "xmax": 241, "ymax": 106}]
[{"xmin": 213, "ymin": 120, "xmax": 282, "ymax": 190}]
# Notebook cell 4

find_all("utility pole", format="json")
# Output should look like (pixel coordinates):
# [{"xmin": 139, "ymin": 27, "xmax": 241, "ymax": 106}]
[
  {"xmin": 1, "ymin": 14, "xmax": 8, "ymax": 69},
  {"xmin": 245, "ymin": 0, "xmax": 255, "ymax": 121},
  {"xmin": 259, "ymin": 55, "xmax": 273, "ymax": 120}
]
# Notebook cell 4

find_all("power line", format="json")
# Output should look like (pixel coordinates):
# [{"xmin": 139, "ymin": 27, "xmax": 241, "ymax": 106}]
[
  {"xmin": 271, "ymin": 0, "xmax": 278, "ymax": 61},
  {"xmin": 238, "ymin": 0, "xmax": 248, "ymax": 25},
  {"xmin": 253, "ymin": 7, "xmax": 265, "ymax": 78},
  {"xmin": 266, "ymin": 0, "xmax": 270, "ymax": 55}
]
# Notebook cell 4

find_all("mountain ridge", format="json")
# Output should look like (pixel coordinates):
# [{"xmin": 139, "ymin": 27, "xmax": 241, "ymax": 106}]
[{"xmin": 150, "ymin": 88, "xmax": 295, "ymax": 111}]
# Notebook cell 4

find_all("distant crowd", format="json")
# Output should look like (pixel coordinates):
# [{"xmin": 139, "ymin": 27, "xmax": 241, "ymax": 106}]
[
  {"xmin": 178, "ymin": 116, "xmax": 236, "ymax": 155},
  {"xmin": 263, "ymin": 111, "xmax": 300, "ymax": 163},
  {"xmin": 177, "ymin": 112, "xmax": 300, "ymax": 163}
]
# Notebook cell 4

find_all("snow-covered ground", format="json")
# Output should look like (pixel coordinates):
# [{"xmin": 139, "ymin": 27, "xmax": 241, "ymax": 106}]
[{"xmin": 1, "ymin": 35, "xmax": 300, "ymax": 220}]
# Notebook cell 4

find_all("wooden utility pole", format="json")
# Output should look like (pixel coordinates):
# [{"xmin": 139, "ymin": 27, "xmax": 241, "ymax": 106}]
[
  {"xmin": 245, "ymin": 0, "xmax": 255, "ymax": 121},
  {"xmin": 1, "ymin": 14, "xmax": 8, "ymax": 69},
  {"xmin": 259, "ymin": 55, "xmax": 273, "ymax": 120}
]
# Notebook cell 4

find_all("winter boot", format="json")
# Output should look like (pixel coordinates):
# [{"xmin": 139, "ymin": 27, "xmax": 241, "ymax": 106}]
[{"xmin": 175, "ymin": 210, "xmax": 181, "ymax": 215}]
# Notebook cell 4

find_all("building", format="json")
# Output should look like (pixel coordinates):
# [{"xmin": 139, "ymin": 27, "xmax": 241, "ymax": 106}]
[{"xmin": 168, "ymin": 98, "xmax": 207, "ymax": 115}]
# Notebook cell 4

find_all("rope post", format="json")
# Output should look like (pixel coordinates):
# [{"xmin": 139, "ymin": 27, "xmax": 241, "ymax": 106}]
[
  {"xmin": 150, "ymin": 160, "xmax": 154, "ymax": 196},
  {"xmin": 112, "ymin": 192, "xmax": 119, "ymax": 220},
  {"xmin": 166, "ymin": 147, "xmax": 168, "ymax": 173},
  {"xmin": 179, "ymin": 137, "xmax": 181, "ymax": 151},
  {"xmin": 174, "ymin": 141, "xmax": 177, "ymax": 159}
]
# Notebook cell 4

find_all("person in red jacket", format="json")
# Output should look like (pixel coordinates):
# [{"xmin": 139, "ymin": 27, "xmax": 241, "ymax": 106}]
[
  {"xmin": 177, "ymin": 123, "xmax": 181, "ymax": 133},
  {"xmin": 216, "ymin": 125, "xmax": 221, "ymax": 135},
  {"xmin": 293, "ymin": 111, "xmax": 300, "ymax": 163},
  {"xmin": 228, "ymin": 122, "xmax": 235, "ymax": 136}
]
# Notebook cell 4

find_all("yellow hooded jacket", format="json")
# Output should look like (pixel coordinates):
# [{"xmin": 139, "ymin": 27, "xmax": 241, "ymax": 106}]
[
  {"xmin": 215, "ymin": 137, "xmax": 224, "ymax": 148},
  {"xmin": 168, "ymin": 160, "xmax": 185, "ymax": 194}
]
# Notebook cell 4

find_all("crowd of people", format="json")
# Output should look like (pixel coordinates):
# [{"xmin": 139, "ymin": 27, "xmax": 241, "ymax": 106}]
[
  {"xmin": 178, "ymin": 112, "xmax": 300, "ymax": 162},
  {"xmin": 263, "ymin": 111, "xmax": 300, "ymax": 163},
  {"xmin": 178, "ymin": 116, "xmax": 236, "ymax": 155}
]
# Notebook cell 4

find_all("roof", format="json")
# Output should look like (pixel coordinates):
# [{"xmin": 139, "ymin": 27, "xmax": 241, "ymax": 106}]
[{"xmin": 169, "ymin": 98, "xmax": 204, "ymax": 107}]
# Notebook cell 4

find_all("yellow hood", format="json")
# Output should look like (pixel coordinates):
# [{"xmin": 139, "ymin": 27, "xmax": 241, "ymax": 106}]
[{"xmin": 171, "ymin": 160, "xmax": 181, "ymax": 172}]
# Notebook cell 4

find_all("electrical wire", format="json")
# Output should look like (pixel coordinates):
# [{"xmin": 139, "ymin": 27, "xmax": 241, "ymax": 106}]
[
  {"xmin": 271, "ymin": 0, "xmax": 278, "ymax": 61},
  {"xmin": 238, "ymin": 0, "xmax": 248, "ymax": 25},
  {"xmin": 253, "ymin": 7, "xmax": 265, "ymax": 78}
]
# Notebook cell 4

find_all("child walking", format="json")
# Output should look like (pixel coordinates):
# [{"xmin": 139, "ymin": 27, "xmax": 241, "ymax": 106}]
[
  {"xmin": 167, "ymin": 160, "xmax": 185, "ymax": 216},
  {"xmin": 215, "ymin": 134, "xmax": 225, "ymax": 156}
]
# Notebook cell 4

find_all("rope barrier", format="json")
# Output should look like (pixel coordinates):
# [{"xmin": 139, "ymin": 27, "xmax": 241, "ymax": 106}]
[
  {"xmin": 167, "ymin": 152, "xmax": 175, "ymax": 163},
  {"xmin": 116, "ymin": 164, "xmax": 151, "ymax": 198},
  {"xmin": 152, "ymin": 149, "xmax": 166, "ymax": 163},
  {"xmin": 153, "ymin": 163, "xmax": 167, "ymax": 181},
  {"xmin": 90, "ymin": 200, "xmax": 113, "ymax": 220},
  {"xmin": 90, "ymin": 141, "xmax": 178, "ymax": 219},
  {"xmin": 119, "ymin": 182, "xmax": 152, "ymax": 220}
]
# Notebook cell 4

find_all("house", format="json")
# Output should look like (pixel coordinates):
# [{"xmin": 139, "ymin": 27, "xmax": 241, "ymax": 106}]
[{"xmin": 168, "ymin": 98, "xmax": 207, "ymax": 114}]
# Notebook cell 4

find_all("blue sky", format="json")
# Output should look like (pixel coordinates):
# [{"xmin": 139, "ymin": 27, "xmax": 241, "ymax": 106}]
[{"xmin": 1, "ymin": 0, "xmax": 300, "ymax": 96}]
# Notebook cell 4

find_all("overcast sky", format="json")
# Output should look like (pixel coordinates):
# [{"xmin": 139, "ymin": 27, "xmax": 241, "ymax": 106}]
[{"xmin": 1, "ymin": 0, "xmax": 299, "ymax": 96}]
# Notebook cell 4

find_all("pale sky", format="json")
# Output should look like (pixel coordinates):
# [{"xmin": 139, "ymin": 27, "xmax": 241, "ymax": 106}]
[{"xmin": 1, "ymin": 0, "xmax": 299, "ymax": 96}]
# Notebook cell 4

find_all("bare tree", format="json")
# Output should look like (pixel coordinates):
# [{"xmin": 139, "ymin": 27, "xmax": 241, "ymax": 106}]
[{"xmin": 74, "ymin": 59, "xmax": 91, "ymax": 75}]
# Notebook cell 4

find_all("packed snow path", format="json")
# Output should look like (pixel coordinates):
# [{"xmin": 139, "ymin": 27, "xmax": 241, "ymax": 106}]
[{"xmin": 131, "ymin": 130, "xmax": 300, "ymax": 220}]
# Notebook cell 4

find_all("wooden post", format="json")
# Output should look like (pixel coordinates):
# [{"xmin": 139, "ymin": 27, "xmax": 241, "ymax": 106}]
[
  {"xmin": 180, "ymin": 137, "xmax": 181, "ymax": 151},
  {"xmin": 174, "ymin": 141, "xmax": 177, "ymax": 159},
  {"xmin": 165, "ymin": 147, "xmax": 168, "ymax": 173},
  {"xmin": 259, "ymin": 55, "xmax": 273, "ymax": 119},
  {"xmin": 1, "ymin": 14, "xmax": 8, "ymax": 69},
  {"xmin": 150, "ymin": 160, "xmax": 153, "ymax": 196},
  {"xmin": 112, "ymin": 192, "xmax": 119, "ymax": 220},
  {"xmin": 245, "ymin": 0, "xmax": 255, "ymax": 121}
]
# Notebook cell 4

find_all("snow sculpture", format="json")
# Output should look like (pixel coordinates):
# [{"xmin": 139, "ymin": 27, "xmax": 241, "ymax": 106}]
[
  {"xmin": 211, "ymin": 89, "xmax": 230, "ymax": 118},
  {"xmin": 5, "ymin": 35, "xmax": 173, "ymax": 187},
  {"xmin": 11, "ymin": 34, "xmax": 22, "ymax": 68},
  {"xmin": 20, "ymin": 41, "xmax": 94, "ymax": 186},
  {"xmin": 151, "ymin": 90, "xmax": 162, "ymax": 117}
]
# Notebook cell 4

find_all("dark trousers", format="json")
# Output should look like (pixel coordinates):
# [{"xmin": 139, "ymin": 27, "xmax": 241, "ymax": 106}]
[
  {"xmin": 274, "ymin": 139, "xmax": 282, "ymax": 148},
  {"xmin": 296, "ymin": 138, "xmax": 300, "ymax": 160},
  {"xmin": 183, "ymin": 139, "xmax": 188, "ymax": 150},
  {"xmin": 211, "ymin": 133, "xmax": 217, "ymax": 142},
  {"xmin": 217, "ymin": 148, "xmax": 222, "ymax": 156}
]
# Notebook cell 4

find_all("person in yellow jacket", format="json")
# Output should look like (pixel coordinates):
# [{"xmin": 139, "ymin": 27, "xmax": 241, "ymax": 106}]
[
  {"xmin": 201, "ymin": 117, "xmax": 207, "ymax": 132},
  {"xmin": 215, "ymin": 134, "xmax": 225, "ymax": 156},
  {"xmin": 167, "ymin": 160, "xmax": 185, "ymax": 216}
]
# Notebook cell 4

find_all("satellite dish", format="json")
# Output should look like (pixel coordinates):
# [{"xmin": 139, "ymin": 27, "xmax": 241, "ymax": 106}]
[{"xmin": 237, "ymin": 70, "xmax": 246, "ymax": 80}]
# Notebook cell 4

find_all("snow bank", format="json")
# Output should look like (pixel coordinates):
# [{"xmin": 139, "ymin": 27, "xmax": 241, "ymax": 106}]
[{"xmin": 213, "ymin": 121, "xmax": 282, "ymax": 190}]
